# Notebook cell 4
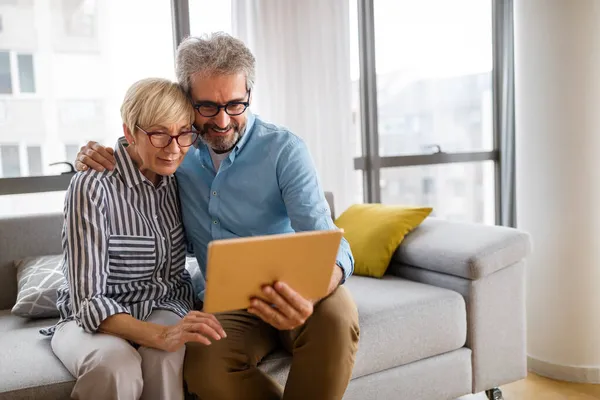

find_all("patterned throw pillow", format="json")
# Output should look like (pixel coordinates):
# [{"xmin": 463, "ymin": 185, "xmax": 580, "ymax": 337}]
[{"xmin": 11, "ymin": 255, "xmax": 65, "ymax": 318}]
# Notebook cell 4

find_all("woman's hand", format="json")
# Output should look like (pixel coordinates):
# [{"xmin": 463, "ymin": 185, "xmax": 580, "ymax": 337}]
[{"xmin": 157, "ymin": 311, "xmax": 227, "ymax": 352}]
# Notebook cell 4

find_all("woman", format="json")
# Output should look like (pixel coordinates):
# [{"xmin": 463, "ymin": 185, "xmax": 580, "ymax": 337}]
[{"xmin": 41, "ymin": 78, "xmax": 226, "ymax": 400}]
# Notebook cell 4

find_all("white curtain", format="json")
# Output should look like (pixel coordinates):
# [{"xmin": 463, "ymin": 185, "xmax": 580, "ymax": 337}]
[{"xmin": 232, "ymin": 0, "xmax": 357, "ymax": 214}]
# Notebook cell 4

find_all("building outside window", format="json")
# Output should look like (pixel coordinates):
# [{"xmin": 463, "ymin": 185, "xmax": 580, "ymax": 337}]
[
  {"xmin": 64, "ymin": 144, "xmax": 80, "ymax": 166},
  {"xmin": 0, "ymin": 144, "xmax": 20, "ymax": 177},
  {"xmin": 62, "ymin": 0, "xmax": 95, "ymax": 37},
  {"xmin": 0, "ymin": 51, "xmax": 11, "ymax": 94},
  {"xmin": 0, "ymin": 0, "xmax": 176, "ymax": 216},
  {"xmin": 17, "ymin": 53, "xmax": 35, "ymax": 93},
  {"xmin": 0, "ymin": 51, "xmax": 36, "ymax": 95}
]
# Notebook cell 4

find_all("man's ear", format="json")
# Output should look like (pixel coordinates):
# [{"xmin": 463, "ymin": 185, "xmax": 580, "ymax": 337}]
[{"xmin": 123, "ymin": 124, "xmax": 135, "ymax": 146}]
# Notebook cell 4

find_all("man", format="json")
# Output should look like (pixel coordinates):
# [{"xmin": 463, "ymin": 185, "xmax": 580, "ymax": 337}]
[{"xmin": 75, "ymin": 32, "xmax": 360, "ymax": 400}]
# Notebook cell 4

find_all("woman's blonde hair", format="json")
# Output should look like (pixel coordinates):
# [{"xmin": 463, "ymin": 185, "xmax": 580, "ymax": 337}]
[{"xmin": 120, "ymin": 78, "xmax": 195, "ymax": 135}]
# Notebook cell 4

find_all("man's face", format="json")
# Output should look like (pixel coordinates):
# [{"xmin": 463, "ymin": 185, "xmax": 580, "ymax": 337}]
[{"xmin": 189, "ymin": 72, "xmax": 250, "ymax": 153}]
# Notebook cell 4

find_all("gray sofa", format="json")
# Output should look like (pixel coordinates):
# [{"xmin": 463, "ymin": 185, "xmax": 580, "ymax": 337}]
[{"xmin": 0, "ymin": 192, "xmax": 531, "ymax": 400}]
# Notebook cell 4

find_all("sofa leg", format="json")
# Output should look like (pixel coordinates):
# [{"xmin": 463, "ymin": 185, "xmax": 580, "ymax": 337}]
[{"xmin": 485, "ymin": 388, "xmax": 503, "ymax": 400}]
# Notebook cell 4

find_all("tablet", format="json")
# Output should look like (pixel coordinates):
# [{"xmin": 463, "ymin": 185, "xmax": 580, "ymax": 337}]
[{"xmin": 202, "ymin": 229, "xmax": 343, "ymax": 313}]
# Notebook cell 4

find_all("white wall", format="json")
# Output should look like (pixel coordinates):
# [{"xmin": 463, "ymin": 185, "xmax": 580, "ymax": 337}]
[{"xmin": 515, "ymin": 0, "xmax": 600, "ymax": 383}]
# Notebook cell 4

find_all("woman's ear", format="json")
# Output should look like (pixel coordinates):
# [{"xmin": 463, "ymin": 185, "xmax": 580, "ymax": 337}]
[{"xmin": 123, "ymin": 124, "xmax": 135, "ymax": 146}]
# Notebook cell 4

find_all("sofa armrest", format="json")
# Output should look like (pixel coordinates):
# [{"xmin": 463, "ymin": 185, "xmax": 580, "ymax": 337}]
[
  {"xmin": 392, "ymin": 217, "xmax": 532, "ymax": 280},
  {"xmin": 389, "ymin": 218, "xmax": 531, "ymax": 394}
]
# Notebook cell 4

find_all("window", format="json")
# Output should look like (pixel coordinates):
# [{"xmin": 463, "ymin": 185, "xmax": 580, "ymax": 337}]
[
  {"xmin": 373, "ymin": 0, "xmax": 493, "ymax": 156},
  {"xmin": 62, "ymin": 0, "xmax": 95, "ymax": 37},
  {"xmin": 0, "ymin": 145, "xmax": 20, "ymax": 177},
  {"xmin": 351, "ymin": 0, "xmax": 498, "ymax": 222},
  {"xmin": 27, "ymin": 146, "xmax": 42, "ymax": 176},
  {"xmin": 58, "ymin": 100, "xmax": 98, "ymax": 124},
  {"xmin": 1, "ymin": 0, "xmax": 175, "ymax": 167},
  {"xmin": 0, "ymin": 51, "xmax": 11, "ymax": 94},
  {"xmin": 65, "ymin": 144, "xmax": 79, "ymax": 166},
  {"xmin": 380, "ymin": 161, "xmax": 496, "ymax": 225},
  {"xmin": 0, "ymin": 191, "xmax": 67, "ymax": 217},
  {"xmin": 422, "ymin": 177, "xmax": 434, "ymax": 195},
  {"xmin": 0, "ymin": 14, "xmax": 4, "ymax": 33},
  {"xmin": 0, "ymin": 52, "xmax": 36, "ymax": 95},
  {"xmin": 17, "ymin": 54, "xmax": 35, "ymax": 93},
  {"xmin": 0, "ymin": 0, "xmax": 176, "ymax": 215}
]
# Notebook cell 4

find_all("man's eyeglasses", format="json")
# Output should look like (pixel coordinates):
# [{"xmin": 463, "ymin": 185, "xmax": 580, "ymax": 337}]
[
  {"xmin": 193, "ymin": 90, "xmax": 251, "ymax": 118},
  {"xmin": 135, "ymin": 125, "xmax": 199, "ymax": 149}
]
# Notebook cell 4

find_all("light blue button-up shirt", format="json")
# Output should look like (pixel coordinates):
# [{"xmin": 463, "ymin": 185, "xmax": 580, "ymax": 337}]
[{"xmin": 176, "ymin": 113, "xmax": 354, "ymax": 300}]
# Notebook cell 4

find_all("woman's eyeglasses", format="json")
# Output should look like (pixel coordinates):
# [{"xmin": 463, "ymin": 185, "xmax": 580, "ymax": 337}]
[{"xmin": 135, "ymin": 125, "xmax": 199, "ymax": 149}]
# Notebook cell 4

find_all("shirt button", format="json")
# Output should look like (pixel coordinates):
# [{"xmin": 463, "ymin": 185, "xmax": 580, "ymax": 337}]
[
  {"xmin": 157, "ymin": 277, "xmax": 163, "ymax": 282},
  {"xmin": 213, "ymin": 220, "xmax": 218, "ymax": 224},
  {"xmin": 162, "ymin": 236, "xmax": 166, "ymax": 241},
  {"xmin": 212, "ymin": 191, "xmax": 217, "ymax": 196}
]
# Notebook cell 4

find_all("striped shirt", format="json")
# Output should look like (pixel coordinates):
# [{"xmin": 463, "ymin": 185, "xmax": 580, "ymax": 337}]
[{"xmin": 41, "ymin": 137, "xmax": 194, "ymax": 335}]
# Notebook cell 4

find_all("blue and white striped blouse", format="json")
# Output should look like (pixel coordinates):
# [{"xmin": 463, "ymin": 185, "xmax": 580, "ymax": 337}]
[{"xmin": 41, "ymin": 137, "xmax": 194, "ymax": 335}]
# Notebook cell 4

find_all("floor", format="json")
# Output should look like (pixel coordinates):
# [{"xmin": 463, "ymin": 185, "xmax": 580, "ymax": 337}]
[{"xmin": 458, "ymin": 373, "xmax": 600, "ymax": 399}]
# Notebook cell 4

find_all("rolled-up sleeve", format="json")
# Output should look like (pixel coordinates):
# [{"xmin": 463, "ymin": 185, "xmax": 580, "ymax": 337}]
[
  {"xmin": 63, "ymin": 173, "xmax": 129, "ymax": 333},
  {"xmin": 276, "ymin": 135, "xmax": 354, "ymax": 283}
]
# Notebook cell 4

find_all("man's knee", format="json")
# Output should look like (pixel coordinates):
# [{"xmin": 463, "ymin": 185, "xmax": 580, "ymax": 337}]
[
  {"xmin": 185, "ymin": 342, "xmax": 237, "ymax": 392},
  {"xmin": 310, "ymin": 286, "xmax": 360, "ymax": 345}
]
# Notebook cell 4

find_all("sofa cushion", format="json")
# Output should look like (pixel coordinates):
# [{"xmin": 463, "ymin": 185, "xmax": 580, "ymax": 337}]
[
  {"xmin": 12, "ymin": 255, "xmax": 64, "ymax": 318},
  {"xmin": 259, "ymin": 275, "xmax": 467, "ymax": 382},
  {"xmin": 0, "ymin": 213, "xmax": 64, "ymax": 311},
  {"xmin": 0, "ymin": 313, "xmax": 74, "ymax": 397},
  {"xmin": 0, "ymin": 310, "xmax": 60, "ymax": 334},
  {"xmin": 334, "ymin": 204, "xmax": 432, "ymax": 278}
]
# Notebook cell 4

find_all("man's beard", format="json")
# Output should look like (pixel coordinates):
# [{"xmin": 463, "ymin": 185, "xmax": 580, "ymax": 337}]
[{"xmin": 198, "ymin": 122, "xmax": 244, "ymax": 153}]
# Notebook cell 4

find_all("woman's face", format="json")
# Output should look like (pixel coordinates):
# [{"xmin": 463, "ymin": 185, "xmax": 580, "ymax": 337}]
[{"xmin": 126, "ymin": 120, "xmax": 196, "ymax": 178}]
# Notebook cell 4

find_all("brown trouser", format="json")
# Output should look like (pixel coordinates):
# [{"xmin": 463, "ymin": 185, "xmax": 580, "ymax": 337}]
[{"xmin": 184, "ymin": 286, "xmax": 360, "ymax": 400}]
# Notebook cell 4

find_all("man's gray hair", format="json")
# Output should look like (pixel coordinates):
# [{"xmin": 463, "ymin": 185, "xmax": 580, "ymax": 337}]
[{"xmin": 176, "ymin": 32, "xmax": 256, "ymax": 95}]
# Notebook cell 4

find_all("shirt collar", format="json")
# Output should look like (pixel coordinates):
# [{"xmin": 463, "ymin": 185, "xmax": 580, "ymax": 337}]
[{"xmin": 113, "ymin": 137, "xmax": 171, "ymax": 189}]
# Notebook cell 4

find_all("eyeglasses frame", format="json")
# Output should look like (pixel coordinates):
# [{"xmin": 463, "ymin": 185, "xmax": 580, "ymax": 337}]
[
  {"xmin": 135, "ymin": 125, "xmax": 199, "ymax": 149},
  {"xmin": 192, "ymin": 89, "xmax": 252, "ymax": 117}
]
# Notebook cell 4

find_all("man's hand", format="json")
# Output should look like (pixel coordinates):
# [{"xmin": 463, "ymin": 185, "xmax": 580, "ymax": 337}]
[
  {"xmin": 248, "ymin": 264, "xmax": 344, "ymax": 330},
  {"xmin": 75, "ymin": 141, "xmax": 116, "ymax": 172},
  {"xmin": 248, "ymin": 281, "xmax": 314, "ymax": 330},
  {"xmin": 157, "ymin": 311, "xmax": 227, "ymax": 352}
]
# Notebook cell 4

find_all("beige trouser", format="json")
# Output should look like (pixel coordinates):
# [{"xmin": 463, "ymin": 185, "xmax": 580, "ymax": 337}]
[
  {"xmin": 51, "ymin": 309, "xmax": 185, "ymax": 400},
  {"xmin": 184, "ymin": 286, "xmax": 360, "ymax": 400}
]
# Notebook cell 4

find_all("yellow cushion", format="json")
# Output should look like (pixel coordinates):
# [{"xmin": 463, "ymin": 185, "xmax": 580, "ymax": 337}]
[{"xmin": 334, "ymin": 204, "xmax": 433, "ymax": 278}]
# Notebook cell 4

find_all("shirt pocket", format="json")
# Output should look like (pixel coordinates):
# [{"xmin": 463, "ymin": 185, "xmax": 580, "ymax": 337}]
[{"xmin": 107, "ymin": 235, "xmax": 157, "ymax": 285}]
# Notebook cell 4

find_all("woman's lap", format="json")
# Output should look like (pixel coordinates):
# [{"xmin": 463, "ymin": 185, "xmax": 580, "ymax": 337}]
[
  {"xmin": 51, "ymin": 319, "xmax": 142, "ymax": 377},
  {"xmin": 51, "ymin": 310, "xmax": 185, "ymax": 400}
]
